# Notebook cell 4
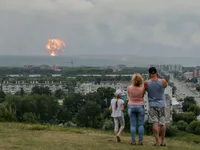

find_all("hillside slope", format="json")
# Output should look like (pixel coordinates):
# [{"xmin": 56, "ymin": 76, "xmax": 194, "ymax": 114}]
[{"xmin": 0, "ymin": 123, "xmax": 199, "ymax": 150}]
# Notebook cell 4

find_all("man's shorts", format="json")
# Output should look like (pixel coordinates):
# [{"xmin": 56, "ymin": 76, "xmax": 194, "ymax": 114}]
[{"xmin": 148, "ymin": 107, "xmax": 166, "ymax": 125}]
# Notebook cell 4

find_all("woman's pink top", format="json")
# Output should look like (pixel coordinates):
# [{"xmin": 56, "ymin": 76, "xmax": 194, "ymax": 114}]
[{"xmin": 127, "ymin": 85, "xmax": 145, "ymax": 105}]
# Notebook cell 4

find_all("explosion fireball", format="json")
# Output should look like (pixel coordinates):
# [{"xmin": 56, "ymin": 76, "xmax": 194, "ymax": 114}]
[{"xmin": 46, "ymin": 39, "xmax": 66, "ymax": 56}]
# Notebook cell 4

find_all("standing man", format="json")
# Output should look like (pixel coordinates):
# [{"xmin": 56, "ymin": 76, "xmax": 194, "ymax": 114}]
[{"xmin": 144, "ymin": 67, "xmax": 168, "ymax": 146}]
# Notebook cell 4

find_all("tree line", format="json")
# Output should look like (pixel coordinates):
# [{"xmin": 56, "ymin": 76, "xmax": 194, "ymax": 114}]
[
  {"xmin": 0, "ymin": 86, "xmax": 152, "ymax": 134},
  {"xmin": 170, "ymin": 96, "xmax": 200, "ymax": 136},
  {"xmin": 1, "ymin": 85, "xmax": 200, "ymax": 136},
  {"xmin": 0, "ymin": 67, "xmax": 147, "ymax": 77}
]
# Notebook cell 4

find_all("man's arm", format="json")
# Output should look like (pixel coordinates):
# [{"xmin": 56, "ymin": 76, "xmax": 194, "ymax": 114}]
[{"xmin": 162, "ymin": 79, "xmax": 168, "ymax": 88}]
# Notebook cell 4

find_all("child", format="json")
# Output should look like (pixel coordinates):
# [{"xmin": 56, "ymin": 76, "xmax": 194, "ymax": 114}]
[{"xmin": 109, "ymin": 89, "xmax": 125, "ymax": 142}]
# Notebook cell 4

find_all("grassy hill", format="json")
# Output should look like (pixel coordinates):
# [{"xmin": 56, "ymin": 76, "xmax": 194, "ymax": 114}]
[{"xmin": 0, "ymin": 123, "xmax": 199, "ymax": 150}]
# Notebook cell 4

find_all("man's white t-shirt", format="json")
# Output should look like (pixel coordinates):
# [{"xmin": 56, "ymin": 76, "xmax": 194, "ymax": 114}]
[{"xmin": 110, "ymin": 98, "xmax": 124, "ymax": 117}]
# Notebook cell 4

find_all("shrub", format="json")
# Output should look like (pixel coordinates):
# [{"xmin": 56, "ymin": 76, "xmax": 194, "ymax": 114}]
[
  {"xmin": 176, "ymin": 120, "xmax": 188, "ymax": 131},
  {"xmin": 173, "ymin": 112, "xmax": 196, "ymax": 124},
  {"xmin": 187, "ymin": 121, "xmax": 200, "ymax": 135},
  {"xmin": 188, "ymin": 104, "xmax": 200, "ymax": 116},
  {"xmin": 23, "ymin": 112, "xmax": 40, "ymax": 123},
  {"xmin": 195, "ymin": 126, "xmax": 200, "ymax": 135},
  {"xmin": 102, "ymin": 119, "xmax": 113, "ymax": 130},
  {"xmin": 166, "ymin": 125, "xmax": 179, "ymax": 137},
  {"xmin": 144, "ymin": 121, "xmax": 152, "ymax": 135}
]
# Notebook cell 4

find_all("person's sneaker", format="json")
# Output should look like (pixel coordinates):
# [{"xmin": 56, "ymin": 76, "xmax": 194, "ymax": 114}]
[
  {"xmin": 130, "ymin": 141, "xmax": 136, "ymax": 145},
  {"xmin": 116, "ymin": 136, "xmax": 121, "ymax": 143},
  {"xmin": 138, "ymin": 141, "xmax": 143, "ymax": 145}
]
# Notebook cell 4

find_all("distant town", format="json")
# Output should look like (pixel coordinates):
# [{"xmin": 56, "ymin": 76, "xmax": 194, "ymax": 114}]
[{"xmin": 1, "ymin": 63, "xmax": 200, "ymax": 122}]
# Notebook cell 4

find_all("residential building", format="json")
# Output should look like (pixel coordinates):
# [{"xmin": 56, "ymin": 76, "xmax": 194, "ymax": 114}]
[
  {"xmin": 172, "ymin": 97, "xmax": 182, "ymax": 113},
  {"xmin": 150, "ymin": 64, "xmax": 182, "ymax": 72},
  {"xmin": 52, "ymin": 74, "xmax": 62, "ymax": 77},
  {"xmin": 1, "ymin": 81, "xmax": 67, "ymax": 94},
  {"xmin": 193, "ymin": 66, "xmax": 200, "ymax": 78},
  {"xmin": 184, "ymin": 72, "xmax": 193, "ymax": 80},
  {"xmin": 29, "ymin": 74, "xmax": 41, "ymax": 78}
]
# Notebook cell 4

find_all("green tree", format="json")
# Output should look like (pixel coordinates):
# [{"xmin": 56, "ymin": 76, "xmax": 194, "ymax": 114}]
[
  {"xmin": 34, "ymin": 95, "xmax": 59, "ymax": 122},
  {"xmin": 56, "ymin": 106, "xmax": 71, "ymax": 123},
  {"xmin": 55, "ymin": 89, "xmax": 64, "ymax": 99},
  {"xmin": 15, "ymin": 88, "xmax": 25, "ymax": 96},
  {"xmin": 23, "ymin": 112, "xmax": 40, "ymax": 123},
  {"xmin": 20, "ymin": 88, "xmax": 25, "ymax": 96},
  {"xmin": 196, "ymin": 85, "xmax": 200, "ymax": 92},
  {"xmin": 0, "ymin": 90, "xmax": 6, "ymax": 103},
  {"xmin": 75, "ymin": 101, "xmax": 102, "ymax": 128},
  {"xmin": 188, "ymin": 104, "xmax": 200, "ymax": 116},
  {"xmin": 173, "ymin": 112, "xmax": 196, "ymax": 124},
  {"xmin": 63, "ymin": 93, "xmax": 84, "ymax": 120},
  {"xmin": 182, "ymin": 96, "xmax": 196, "ymax": 112},
  {"xmin": 32, "ymin": 86, "xmax": 52, "ymax": 95},
  {"xmin": 97, "ymin": 87, "xmax": 115, "ymax": 109},
  {"xmin": 176, "ymin": 120, "xmax": 188, "ymax": 131},
  {"xmin": 187, "ymin": 121, "xmax": 200, "ymax": 135}
]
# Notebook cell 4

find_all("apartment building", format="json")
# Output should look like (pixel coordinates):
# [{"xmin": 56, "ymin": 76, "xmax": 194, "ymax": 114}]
[
  {"xmin": 1, "ymin": 81, "xmax": 67, "ymax": 94},
  {"xmin": 151, "ymin": 64, "xmax": 182, "ymax": 72}
]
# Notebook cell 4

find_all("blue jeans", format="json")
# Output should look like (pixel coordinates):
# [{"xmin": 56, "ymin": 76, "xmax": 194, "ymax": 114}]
[{"xmin": 128, "ymin": 105, "xmax": 145, "ymax": 142}]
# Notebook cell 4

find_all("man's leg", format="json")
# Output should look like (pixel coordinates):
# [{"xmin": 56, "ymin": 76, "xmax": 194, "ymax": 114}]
[
  {"xmin": 159, "ymin": 107, "xmax": 166, "ymax": 145},
  {"xmin": 160, "ymin": 125, "xmax": 166, "ymax": 145},
  {"xmin": 153, "ymin": 123, "xmax": 159, "ymax": 145},
  {"xmin": 149, "ymin": 107, "xmax": 159, "ymax": 146}
]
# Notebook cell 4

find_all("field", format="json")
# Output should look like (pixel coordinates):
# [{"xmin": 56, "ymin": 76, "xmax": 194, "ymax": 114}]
[{"xmin": 0, "ymin": 123, "xmax": 199, "ymax": 150}]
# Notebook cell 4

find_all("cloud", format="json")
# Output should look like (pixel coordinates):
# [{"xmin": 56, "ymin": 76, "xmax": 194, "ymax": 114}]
[{"xmin": 0, "ymin": 0, "xmax": 200, "ymax": 57}]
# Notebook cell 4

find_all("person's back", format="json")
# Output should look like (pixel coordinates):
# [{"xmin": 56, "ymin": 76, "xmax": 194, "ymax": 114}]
[
  {"xmin": 127, "ymin": 73, "xmax": 145, "ymax": 145},
  {"xmin": 128, "ymin": 85, "xmax": 144, "ymax": 105},
  {"xmin": 109, "ymin": 89, "xmax": 125, "ymax": 143},
  {"xmin": 146, "ymin": 79, "xmax": 165, "ymax": 107},
  {"xmin": 144, "ymin": 67, "xmax": 167, "ymax": 146},
  {"xmin": 110, "ymin": 98, "xmax": 124, "ymax": 117}
]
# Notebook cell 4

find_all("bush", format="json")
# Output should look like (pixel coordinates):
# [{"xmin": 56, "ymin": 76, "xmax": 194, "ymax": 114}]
[
  {"xmin": 144, "ymin": 121, "xmax": 152, "ymax": 135},
  {"xmin": 195, "ymin": 126, "xmax": 200, "ymax": 135},
  {"xmin": 176, "ymin": 120, "xmax": 188, "ymax": 131},
  {"xmin": 188, "ymin": 104, "xmax": 200, "ymax": 116},
  {"xmin": 166, "ymin": 125, "xmax": 179, "ymax": 137},
  {"xmin": 187, "ymin": 121, "xmax": 200, "ymax": 135},
  {"xmin": 102, "ymin": 119, "xmax": 113, "ymax": 130},
  {"xmin": 173, "ymin": 112, "xmax": 196, "ymax": 124},
  {"xmin": 23, "ymin": 112, "xmax": 40, "ymax": 123}
]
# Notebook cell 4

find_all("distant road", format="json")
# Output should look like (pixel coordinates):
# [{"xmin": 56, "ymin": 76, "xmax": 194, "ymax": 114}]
[{"xmin": 170, "ymin": 76, "xmax": 200, "ymax": 105}]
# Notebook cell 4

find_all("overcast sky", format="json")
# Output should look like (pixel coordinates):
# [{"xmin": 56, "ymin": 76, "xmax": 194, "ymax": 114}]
[{"xmin": 1, "ymin": 0, "xmax": 200, "ymax": 57}]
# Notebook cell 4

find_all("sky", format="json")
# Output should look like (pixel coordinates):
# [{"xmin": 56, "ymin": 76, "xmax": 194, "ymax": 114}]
[{"xmin": 1, "ymin": 0, "xmax": 200, "ymax": 57}]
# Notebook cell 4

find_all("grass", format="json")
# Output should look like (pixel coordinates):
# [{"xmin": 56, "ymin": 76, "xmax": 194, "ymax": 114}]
[{"xmin": 0, "ymin": 122, "xmax": 199, "ymax": 150}]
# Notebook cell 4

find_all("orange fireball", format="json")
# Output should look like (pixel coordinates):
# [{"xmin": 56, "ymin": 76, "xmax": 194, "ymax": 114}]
[{"xmin": 46, "ymin": 39, "xmax": 66, "ymax": 56}]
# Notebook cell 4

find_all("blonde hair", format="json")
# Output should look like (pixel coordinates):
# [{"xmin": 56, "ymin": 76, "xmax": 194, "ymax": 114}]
[{"xmin": 131, "ymin": 73, "xmax": 144, "ymax": 86}]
